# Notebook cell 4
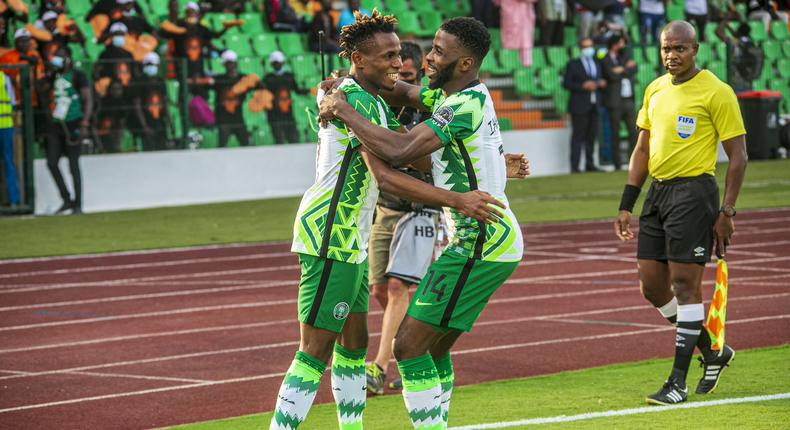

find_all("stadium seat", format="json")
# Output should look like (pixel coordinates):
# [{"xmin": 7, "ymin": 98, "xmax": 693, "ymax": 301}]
[
  {"xmin": 226, "ymin": 34, "xmax": 253, "ymax": 57},
  {"xmin": 253, "ymin": 122, "xmax": 276, "ymax": 146},
  {"xmin": 704, "ymin": 22, "xmax": 719, "ymax": 42},
  {"xmin": 563, "ymin": 27, "xmax": 576, "ymax": 46},
  {"xmin": 536, "ymin": 67, "xmax": 559, "ymax": 97},
  {"xmin": 778, "ymin": 59, "xmax": 790, "ymax": 79},
  {"xmin": 386, "ymin": 0, "xmax": 409, "ymax": 16},
  {"xmin": 770, "ymin": 21, "xmax": 789, "ymax": 40},
  {"xmin": 67, "ymin": 1, "xmax": 89, "ymax": 15},
  {"xmin": 666, "ymin": 2, "xmax": 685, "ymax": 21},
  {"xmin": 150, "ymin": 0, "xmax": 168, "ymax": 16},
  {"xmin": 513, "ymin": 68, "xmax": 536, "ymax": 96},
  {"xmin": 749, "ymin": 21, "xmax": 767, "ymax": 41},
  {"xmin": 411, "ymin": 0, "xmax": 433, "ymax": 13},
  {"xmin": 783, "ymin": 40, "xmax": 790, "ymax": 57},
  {"xmin": 240, "ymin": 13, "xmax": 264, "ymax": 34},
  {"xmin": 397, "ymin": 13, "xmax": 420, "ymax": 36},
  {"xmin": 489, "ymin": 29, "xmax": 502, "ymax": 51},
  {"xmin": 546, "ymin": 47, "xmax": 568, "ymax": 68},
  {"xmin": 480, "ymin": 50, "xmax": 497, "ymax": 74},
  {"xmin": 553, "ymin": 91, "xmax": 569, "ymax": 115},
  {"xmin": 499, "ymin": 117, "xmax": 513, "ymax": 131},
  {"xmin": 238, "ymin": 57, "xmax": 264, "ymax": 76},
  {"xmin": 708, "ymin": 61, "xmax": 727, "ymax": 81},
  {"xmin": 531, "ymin": 47, "xmax": 547, "ymax": 68},
  {"xmin": 277, "ymin": 33, "xmax": 305, "ymax": 56},
  {"xmin": 637, "ymin": 66, "xmax": 657, "ymax": 85},
  {"xmin": 419, "ymin": 11, "xmax": 443, "ymax": 37},
  {"xmin": 499, "ymin": 49, "xmax": 521, "ymax": 74},
  {"xmin": 696, "ymin": 43, "xmax": 712, "ymax": 67},
  {"xmin": 763, "ymin": 40, "xmax": 781, "ymax": 60},
  {"xmin": 361, "ymin": 0, "xmax": 378, "ymax": 10},
  {"xmin": 252, "ymin": 34, "xmax": 278, "ymax": 56},
  {"xmin": 167, "ymin": 81, "xmax": 180, "ymax": 104}
]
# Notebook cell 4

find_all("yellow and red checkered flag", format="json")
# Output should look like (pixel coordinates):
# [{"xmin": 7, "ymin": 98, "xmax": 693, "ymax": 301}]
[{"xmin": 706, "ymin": 259, "xmax": 729, "ymax": 351}]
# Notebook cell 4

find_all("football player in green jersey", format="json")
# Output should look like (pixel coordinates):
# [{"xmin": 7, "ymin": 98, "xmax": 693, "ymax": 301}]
[
  {"xmin": 320, "ymin": 17, "xmax": 524, "ymax": 429},
  {"xmin": 269, "ymin": 11, "xmax": 507, "ymax": 430}
]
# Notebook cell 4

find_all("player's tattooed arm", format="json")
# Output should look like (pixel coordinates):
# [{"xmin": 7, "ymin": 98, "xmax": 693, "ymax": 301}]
[{"xmin": 361, "ymin": 148, "xmax": 504, "ymax": 224}]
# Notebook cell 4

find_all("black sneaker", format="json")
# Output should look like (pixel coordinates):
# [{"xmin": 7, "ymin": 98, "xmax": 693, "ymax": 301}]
[
  {"xmin": 388, "ymin": 378, "xmax": 402, "ymax": 390},
  {"xmin": 55, "ymin": 201, "xmax": 73, "ymax": 214},
  {"xmin": 646, "ymin": 378, "xmax": 688, "ymax": 405},
  {"xmin": 695, "ymin": 345, "xmax": 735, "ymax": 394},
  {"xmin": 365, "ymin": 363, "xmax": 385, "ymax": 395}
]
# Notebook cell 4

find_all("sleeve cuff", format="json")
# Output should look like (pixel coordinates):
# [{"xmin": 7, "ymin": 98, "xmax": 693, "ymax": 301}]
[
  {"xmin": 718, "ymin": 130, "xmax": 746, "ymax": 143},
  {"xmin": 425, "ymin": 120, "xmax": 451, "ymax": 145}
]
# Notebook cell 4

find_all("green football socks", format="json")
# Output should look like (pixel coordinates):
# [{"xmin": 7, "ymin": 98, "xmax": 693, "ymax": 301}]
[
  {"xmin": 434, "ymin": 353, "xmax": 454, "ymax": 428},
  {"xmin": 398, "ymin": 354, "xmax": 445, "ymax": 429},
  {"xmin": 331, "ymin": 343, "xmax": 367, "ymax": 430},
  {"xmin": 269, "ymin": 351, "xmax": 326, "ymax": 430}
]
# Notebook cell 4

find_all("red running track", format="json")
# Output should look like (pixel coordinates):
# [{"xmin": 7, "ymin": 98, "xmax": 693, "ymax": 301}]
[{"xmin": 0, "ymin": 208, "xmax": 789, "ymax": 429}]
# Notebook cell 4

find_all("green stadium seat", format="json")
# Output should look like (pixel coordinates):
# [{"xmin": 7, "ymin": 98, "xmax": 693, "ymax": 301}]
[
  {"xmin": 770, "ymin": 21, "xmax": 789, "ymax": 40},
  {"xmin": 714, "ymin": 42, "xmax": 727, "ymax": 62},
  {"xmin": 253, "ymin": 122, "xmax": 276, "ymax": 145},
  {"xmin": 752, "ymin": 77, "xmax": 767, "ymax": 91},
  {"xmin": 480, "ymin": 50, "xmax": 497, "ymax": 74},
  {"xmin": 411, "ymin": 0, "xmax": 434, "ymax": 13},
  {"xmin": 210, "ymin": 57, "xmax": 224, "ymax": 73},
  {"xmin": 632, "ymin": 46, "xmax": 645, "ymax": 64},
  {"xmin": 783, "ymin": 40, "xmax": 790, "ymax": 57},
  {"xmin": 749, "ymin": 21, "xmax": 767, "ymax": 41},
  {"xmin": 735, "ymin": 3, "xmax": 747, "ymax": 18},
  {"xmin": 385, "ymin": 0, "xmax": 408, "ymax": 17},
  {"xmin": 437, "ymin": 0, "xmax": 459, "ymax": 17},
  {"xmin": 397, "ymin": 14, "xmax": 421, "ymax": 36},
  {"xmin": 67, "ymin": 1, "xmax": 90, "ymax": 15},
  {"xmin": 637, "ymin": 66, "xmax": 657, "ymax": 85},
  {"xmin": 760, "ymin": 58, "xmax": 774, "ymax": 80},
  {"xmin": 708, "ymin": 61, "xmax": 726, "ymax": 81},
  {"xmin": 563, "ymin": 27, "xmax": 576, "ymax": 46},
  {"xmin": 199, "ymin": 128, "xmax": 219, "ymax": 148},
  {"xmin": 167, "ymin": 81, "xmax": 180, "ymax": 104},
  {"xmin": 489, "ymin": 29, "xmax": 502, "ymax": 51},
  {"xmin": 277, "ymin": 33, "xmax": 305, "ymax": 56},
  {"xmin": 531, "ymin": 47, "xmax": 546, "ymax": 68},
  {"xmin": 553, "ymin": 90, "xmax": 569, "ymax": 115},
  {"xmin": 704, "ymin": 22, "xmax": 719, "ymax": 43},
  {"xmin": 150, "ymin": 0, "xmax": 168, "ymax": 16},
  {"xmin": 537, "ymin": 67, "xmax": 560, "ymax": 97},
  {"xmin": 778, "ymin": 59, "xmax": 790, "ymax": 79},
  {"xmin": 456, "ymin": 0, "xmax": 471, "ymax": 15},
  {"xmin": 643, "ymin": 47, "xmax": 659, "ymax": 65},
  {"xmin": 666, "ymin": 2, "xmax": 685, "ymax": 21},
  {"xmin": 419, "ymin": 11, "xmax": 443, "ymax": 37},
  {"xmin": 240, "ymin": 13, "xmax": 264, "ymax": 34},
  {"xmin": 361, "ymin": 0, "xmax": 380, "ymax": 11},
  {"xmin": 238, "ymin": 57, "xmax": 264, "ymax": 76},
  {"xmin": 513, "ymin": 68, "xmax": 535, "ymax": 96},
  {"xmin": 546, "ymin": 47, "xmax": 568, "ymax": 68},
  {"xmin": 498, "ymin": 49, "xmax": 521, "ymax": 74},
  {"xmin": 763, "ymin": 40, "xmax": 781, "ymax": 59},
  {"xmin": 498, "ymin": 117, "xmax": 512, "ymax": 131},
  {"xmin": 226, "ymin": 34, "xmax": 253, "ymax": 57},
  {"xmin": 696, "ymin": 43, "xmax": 712, "ymax": 67},
  {"xmin": 629, "ymin": 23, "xmax": 641, "ymax": 44},
  {"xmin": 252, "ymin": 34, "xmax": 278, "ymax": 56}
]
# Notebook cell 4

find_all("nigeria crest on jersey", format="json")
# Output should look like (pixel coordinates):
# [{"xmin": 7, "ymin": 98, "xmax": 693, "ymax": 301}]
[{"xmin": 676, "ymin": 115, "xmax": 697, "ymax": 139}]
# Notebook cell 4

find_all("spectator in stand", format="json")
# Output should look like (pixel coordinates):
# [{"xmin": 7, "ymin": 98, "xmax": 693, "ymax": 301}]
[
  {"xmin": 710, "ymin": 0, "xmax": 740, "ymax": 21},
  {"xmin": 685, "ymin": 0, "xmax": 709, "ymax": 41},
  {"xmin": 262, "ymin": 50, "xmax": 300, "ymax": 144},
  {"xmin": 747, "ymin": 0, "xmax": 779, "ymax": 31},
  {"xmin": 162, "ymin": 2, "xmax": 232, "ymax": 80},
  {"xmin": 109, "ymin": 0, "xmax": 154, "ymax": 39},
  {"xmin": 36, "ymin": 10, "xmax": 86, "ymax": 61},
  {"xmin": 213, "ymin": 50, "xmax": 253, "ymax": 147},
  {"xmin": 1, "ymin": 6, "xmax": 27, "ymax": 48},
  {"xmin": 0, "ymin": 69, "xmax": 20, "ymax": 207},
  {"xmin": 602, "ymin": 34, "xmax": 637, "ymax": 171},
  {"xmin": 0, "ymin": 28, "xmax": 44, "ymax": 95},
  {"xmin": 95, "ymin": 22, "xmax": 136, "ymax": 85},
  {"xmin": 96, "ymin": 78, "xmax": 129, "ymax": 153},
  {"xmin": 576, "ymin": 3, "xmax": 599, "ymax": 39},
  {"xmin": 603, "ymin": 0, "xmax": 629, "ymax": 28},
  {"xmin": 308, "ymin": 0, "xmax": 340, "ymax": 53},
  {"xmin": 538, "ymin": 0, "xmax": 568, "ymax": 46},
  {"xmin": 498, "ymin": 0, "xmax": 537, "ymax": 66},
  {"xmin": 337, "ymin": 0, "xmax": 369, "ymax": 32},
  {"xmin": 131, "ymin": 52, "xmax": 172, "ymax": 151},
  {"xmin": 38, "ymin": 46, "xmax": 91, "ymax": 214},
  {"xmin": 209, "ymin": 0, "xmax": 245, "ymax": 14},
  {"xmin": 716, "ymin": 19, "xmax": 764, "ymax": 92},
  {"xmin": 638, "ymin": 0, "xmax": 667, "ymax": 45},
  {"xmin": 472, "ymin": 0, "xmax": 500, "ymax": 28},
  {"xmin": 263, "ymin": 0, "xmax": 301, "ymax": 32},
  {"xmin": 563, "ymin": 37, "xmax": 606, "ymax": 173}
]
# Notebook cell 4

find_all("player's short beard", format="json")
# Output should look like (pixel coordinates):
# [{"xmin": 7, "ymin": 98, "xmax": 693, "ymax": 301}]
[{"xmin": 429, "ymin": 60, "xmax": 457, "ymax": 89}]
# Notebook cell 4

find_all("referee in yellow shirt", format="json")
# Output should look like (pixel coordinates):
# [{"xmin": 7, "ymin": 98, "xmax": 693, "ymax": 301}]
[{"xmin": 614, "ymin": 21, "xmax": 748, "ymax": 405}]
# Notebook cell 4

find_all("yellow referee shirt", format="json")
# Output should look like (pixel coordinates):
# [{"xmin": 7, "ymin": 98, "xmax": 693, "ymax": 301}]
[{"xmin": 636, "ymin": 70, "xmax": 746, "ymax": 180}]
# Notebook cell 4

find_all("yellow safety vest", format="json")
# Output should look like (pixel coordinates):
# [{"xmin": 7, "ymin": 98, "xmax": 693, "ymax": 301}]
[{"xmin": 0, "ymin": 71, "xmax": 12, "ymax": 129}]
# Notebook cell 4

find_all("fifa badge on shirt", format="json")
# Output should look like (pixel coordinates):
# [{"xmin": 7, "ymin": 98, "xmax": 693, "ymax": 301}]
[{"xmin": 676, "ymin": 115, "xmax": 697, "ymax": 139}]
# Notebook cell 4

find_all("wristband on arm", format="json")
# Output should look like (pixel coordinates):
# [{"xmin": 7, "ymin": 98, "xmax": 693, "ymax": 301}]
[{"xmin": 619, "ymin": 184, "xmax": 641, "ymax": 212}]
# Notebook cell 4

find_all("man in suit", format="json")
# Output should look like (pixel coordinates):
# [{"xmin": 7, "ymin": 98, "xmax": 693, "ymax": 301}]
[
  {"xmin": 563, "ymin": 37, "xmax": 606, "ymax": 173},
  {"xmin": 602, "ymin": 34, "xmax": 638, "ymax": 171}
]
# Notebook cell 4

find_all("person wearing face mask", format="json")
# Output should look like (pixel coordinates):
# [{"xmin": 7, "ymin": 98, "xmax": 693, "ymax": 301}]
[
  {"xmin": 112, "ymin": 0, "xmax": 153, "ymax": 39},
  {"xmin": 162, "ymin": 2, "xmax": 228, "ymax": 82},
  {"xmin": 36, "ymin": 11, "xmax": 86, "ymax": 62},
  {"xmin": 95, "ymin": 22, "xmax": 136, "ymax": 84},
  {"xmin": 262, "ymin": 50, "xmax": 302, "ymax": 144},
  {"xmin": 38, "ymin": 46, "xmax": 92, "ymax": 214},
  {"xmin": 130, "ymin": 52, "xmax": 172, "ymax": 151},
  {"xmin": 212, "ymin": 50, "xmax": 253, "ymax": 147},
  {"xmin": 563, "ymin": 37, "xmax": 606, "ymax": 173}
]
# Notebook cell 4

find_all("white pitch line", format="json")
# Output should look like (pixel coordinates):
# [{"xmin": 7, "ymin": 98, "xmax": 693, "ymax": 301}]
[
  {"xmin": 0, "ymin": 251, "xmax": 294, "ymax": 279},
  {"xmin": 540, "ymin": 318, "xmax": 666, "ymax": 329},
  {"xmin": 449, "ymin": 392, "xmax": 790, "ymax": 429},
  {"xmin": 66, "ymin": 370, "xmax": 209, "ymax": 384},
  {"xmin": 1, "ymin": 314, "xmax": 787, "ymax": 414}
]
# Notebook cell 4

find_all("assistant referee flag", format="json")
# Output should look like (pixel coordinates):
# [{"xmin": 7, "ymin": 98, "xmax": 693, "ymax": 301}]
[{"xmin": 706, "ymin": 259, "xmax": 729, "ymax": 351}]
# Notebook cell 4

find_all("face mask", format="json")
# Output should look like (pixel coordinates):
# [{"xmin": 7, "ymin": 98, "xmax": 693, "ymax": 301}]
[
  {"xmin": 186, "ymin": 17, "xmax": 198, "ymax": 25},
  {"xmin": 143, "ymin": 65, "xmax": 158, "ymax": 76},
  {"xmin": 581, "ymin": 47, "xmax": 595, "ymax": 58},
  {"xmin": 50, "ymin": 55, "xmax": 64, "ymax": 69},
  {"xmin": 112, "ymin": 35, "xmax": 126, "ymax": 47},
  {"xmin": 122, "ymin": 9, "xmax": 136, "ymax": 17}
]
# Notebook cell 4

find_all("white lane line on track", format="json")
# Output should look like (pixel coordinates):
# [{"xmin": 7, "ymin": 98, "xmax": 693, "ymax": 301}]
[
  {"xmin": 2, "ymin": 298, "xmax": 786, "ymax": 382},
  {"xmin": 449, "ymin": 392, "xmax": 790, "ymax": 429},
  {"xmin": 66, "ymin": 371, "xmax": 210, "ymax": 384},
  {"xmin": 0, "ymin": 252, "xmax": 294, "ymax": 279},
  {"xmin": 0, "ymin": 313, "xmax": 786, "ymax": 414},
  {"xmin": 539, "ymin": 318, "xmax": 666, "ymax": 328},
  {"xmin": 0, "ymin": 269, "xmax": 642, "ymax": 332}
]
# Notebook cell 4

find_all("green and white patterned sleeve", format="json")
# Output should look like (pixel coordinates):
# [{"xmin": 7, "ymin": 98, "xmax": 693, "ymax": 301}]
[
  {"xmin": 343, "ymin": 88, "xmax": 385, "ymax": 148},
  {"xmin": 424, "ymin": 90, "xmax": 486, "ymax": 145}
]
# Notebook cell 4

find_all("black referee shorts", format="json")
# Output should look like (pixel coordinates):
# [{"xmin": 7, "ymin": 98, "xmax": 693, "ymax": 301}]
[{"xmin": 637, "ymin": 174, "xmax": 719, "ymax": 264}]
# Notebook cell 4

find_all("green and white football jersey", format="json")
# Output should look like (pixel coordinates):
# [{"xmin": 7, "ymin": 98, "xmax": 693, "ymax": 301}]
[
  {"xmin": 291, "ymin": 78, "xmax": 400, "ymax": 264},
  {"xmin": 422, "ymin": 81, "xmax": 524, "ymax": 262}
]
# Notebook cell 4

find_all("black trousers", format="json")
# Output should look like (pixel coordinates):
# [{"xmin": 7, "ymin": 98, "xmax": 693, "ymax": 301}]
[
  {"xmin": 269, "ymin": 117, "xmax": 301, "ymax": 144},
  {"xmin": 686, "ymin": 13, "xmax": 708, "ymax": 41},
  {"xmin": 540, "ymin": 20, "xmax": 565, "ymax": 46},
  {"xmin": 570, "ymin": 110, "xmax": 598, "ymax": 172},
  {"xmin": 47, "ymin": 120, "xmax": 82, "ymax": 207},
  {"xmin": 219, "ymin": 123, "xmax": 251, "ymax": 147},
  {"xmin": 606, "ymin": 98, "xmax": 637, "ymax": 169}
]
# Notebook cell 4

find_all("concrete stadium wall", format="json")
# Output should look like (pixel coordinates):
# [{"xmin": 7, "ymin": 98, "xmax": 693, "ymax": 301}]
[{"xmin": 32, "ymin": 126, "xmax": 722, "ymax": 215}]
